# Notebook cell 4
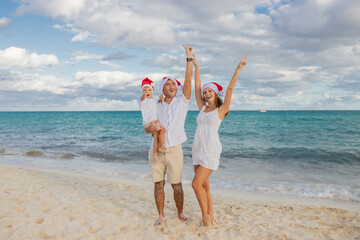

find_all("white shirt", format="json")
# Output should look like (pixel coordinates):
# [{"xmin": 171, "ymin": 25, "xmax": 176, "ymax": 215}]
[
  {"xmin": 139, "ymin": 98, "xmax": 157, "ymax": 126},
  {"xmin": 150, "ymin": 94, "xmax": 190, "ymax": 148}
]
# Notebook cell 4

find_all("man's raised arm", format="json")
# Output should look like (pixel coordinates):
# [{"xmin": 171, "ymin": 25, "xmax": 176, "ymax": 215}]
[{"xmin": 182, "ymin": 44, "xmax": 193, "ymax": 100}]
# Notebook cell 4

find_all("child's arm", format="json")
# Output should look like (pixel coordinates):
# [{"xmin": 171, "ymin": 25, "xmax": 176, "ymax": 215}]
[
  {"xmin": 157, "ymin": 95, "xmax": 164, "ymax": 103},
  {"xmin": 140, "ymin": 91, "xmax": 147, "ymax": 101}
]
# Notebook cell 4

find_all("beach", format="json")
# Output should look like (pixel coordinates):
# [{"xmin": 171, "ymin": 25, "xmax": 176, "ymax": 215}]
[{"xmin": 1, "ymin": 164, "xmax": 359, "ymax": 240}]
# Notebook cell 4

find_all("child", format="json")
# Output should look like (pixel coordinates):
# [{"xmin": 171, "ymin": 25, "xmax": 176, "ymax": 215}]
[{"xmin": 139, "ymin": 78, "xmax": 166, "ymax": 158}]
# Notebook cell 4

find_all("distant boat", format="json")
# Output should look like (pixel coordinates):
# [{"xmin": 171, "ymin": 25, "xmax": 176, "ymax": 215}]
[{"xmin": 258, "ymin": 110, "xmax": 267, "ymax": 112}]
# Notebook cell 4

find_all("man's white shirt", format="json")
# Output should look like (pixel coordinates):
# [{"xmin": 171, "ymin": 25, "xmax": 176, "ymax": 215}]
[{"xmin": 150, "ymin": 94, "xmax": 190, "ymax": 148}]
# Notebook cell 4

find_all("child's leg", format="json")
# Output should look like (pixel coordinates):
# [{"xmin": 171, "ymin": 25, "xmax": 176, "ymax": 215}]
[
  {"xmin": 153, "ymin": 131, "xmax": 159, "ymax": 158},
  {"xmin": 158, "ymin": 127, "xmax": 166, "ymax": 152}
]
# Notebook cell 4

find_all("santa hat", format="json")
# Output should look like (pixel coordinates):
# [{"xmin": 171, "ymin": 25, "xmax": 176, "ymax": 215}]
[
  {"xmin": 159, "ymin": 76, "xmax": 183, "ymax": 94},
  {"xmin": 201, "ymin": 82, "xmax": 224, "ymax": 97},
  {"xmin": 141, "ymin": 78, "xmax": 154, "ymax": 92}
]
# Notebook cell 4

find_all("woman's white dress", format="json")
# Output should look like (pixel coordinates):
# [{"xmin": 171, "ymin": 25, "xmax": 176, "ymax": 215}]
[{"xmin": 192, "ymin": 106, "xmax": 223, "ymax": 170}]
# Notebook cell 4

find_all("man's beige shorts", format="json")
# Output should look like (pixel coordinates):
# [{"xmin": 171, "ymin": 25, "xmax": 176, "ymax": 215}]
[{"xmin": 148, "ymin": 144, "xmax": 183, "ymax": 184}]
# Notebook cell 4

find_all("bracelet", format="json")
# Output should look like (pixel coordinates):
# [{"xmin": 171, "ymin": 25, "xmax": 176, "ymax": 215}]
[{"xmin": 186, "ymin": 58, "xmax": 193, "ymax": 62}]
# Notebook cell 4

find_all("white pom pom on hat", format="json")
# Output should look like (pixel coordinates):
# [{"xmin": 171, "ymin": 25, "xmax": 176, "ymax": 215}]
[
  {"xmin": 159, "ymin": 76, "xmax": 183, "ymax": 94},
  {"xmin": 201, "ymin": 82, "xmax": 224, "ymax": 97}
]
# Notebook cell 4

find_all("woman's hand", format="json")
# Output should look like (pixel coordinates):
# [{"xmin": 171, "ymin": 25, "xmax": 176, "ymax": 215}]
[
  {"xmin": 182, "ymin": 44, "xmax": 193, "ymax": 58},
  {"xmin": 237, "ymin": 55, "xmax": 247, "ymax": 70},
  {"xmin": 192, "ymin": 53, "xmax": 198, "ymax": 68}
]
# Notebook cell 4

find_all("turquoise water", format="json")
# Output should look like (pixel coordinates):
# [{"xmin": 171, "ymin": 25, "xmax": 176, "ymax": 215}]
[{"xmin": 1, "ymin": 111, "xmax": 359, "ymax": 201}]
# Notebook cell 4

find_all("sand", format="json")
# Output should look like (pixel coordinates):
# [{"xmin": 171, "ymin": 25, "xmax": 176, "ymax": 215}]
[{"xmin": 1, "ymin": 164, "xmax": 359, "ymax": 240}]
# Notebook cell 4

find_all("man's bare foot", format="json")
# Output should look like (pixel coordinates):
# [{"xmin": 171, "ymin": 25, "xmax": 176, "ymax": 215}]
[
  {"xmin": 178, "ymin": 212, "xmax": 188, "ymax": 223},
  {"xmin": 159, "ymin": 146, "xmax": 166, "ymax": 152},
  {"xmin": 154, "ymin": 216, "xmax": 166, "ymax": 230}
]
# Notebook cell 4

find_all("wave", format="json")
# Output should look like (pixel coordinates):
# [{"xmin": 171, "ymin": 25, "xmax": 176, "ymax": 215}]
[
  {"xmin": 59, "ymin": 153, "xmax": 76, "ymax": 159},
  {"xmin": 0, "ymin": 148, "xmax": 76, "ymax": 160},
  {"xmin": 221, "ymin": 147, "xmax": 360, "ymax": 164},
  {"xmin": 209, "ymin": 179, "xmax": 360, "ymax": 202},
  {"xmin": 24, "ymin": 150, "xmax": 44, "ymax": 157}
]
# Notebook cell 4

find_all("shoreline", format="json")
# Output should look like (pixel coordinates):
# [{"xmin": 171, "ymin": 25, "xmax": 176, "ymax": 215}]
[
  {"xmin": 1, "ymin": 164, "xmax": 359, "ymax": 239},
  {"xmin": 2, "ymin": 162, "xmax": 359, "ymax": 214}
]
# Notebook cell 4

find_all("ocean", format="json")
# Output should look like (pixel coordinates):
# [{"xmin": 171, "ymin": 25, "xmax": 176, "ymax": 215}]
[{"xmin": 1, "ymin": 111, "xmax": 359, "ymax": 202}]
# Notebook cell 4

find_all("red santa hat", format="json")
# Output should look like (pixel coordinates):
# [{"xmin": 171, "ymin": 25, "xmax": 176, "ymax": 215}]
[
  {"xmin": 201, "ymin": 82, "xmax": 224, "ymax": 97},
  {"xmin": 159, "ymin": 76, "xmax": 183, "ymax": 94},
  {"xmin": 141, "ymin": 78, "xmax": 154, "ymax": 92}
]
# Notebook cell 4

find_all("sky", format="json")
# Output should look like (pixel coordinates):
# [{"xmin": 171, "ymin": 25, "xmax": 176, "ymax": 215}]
[{"xmin": 0, "ymin": 0, "xmax": 359, "ymax": 111}]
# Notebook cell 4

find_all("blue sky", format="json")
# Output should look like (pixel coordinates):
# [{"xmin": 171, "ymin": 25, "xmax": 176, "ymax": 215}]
[{"xmin": 1, "ymin": 0, "xmax": 359, "ymax": 111}]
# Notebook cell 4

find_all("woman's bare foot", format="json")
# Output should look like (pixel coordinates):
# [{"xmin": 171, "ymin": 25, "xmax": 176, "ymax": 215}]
[
  {"xmin": 209, "ymin": 215, "xmax": 216, "ymax": 224},
  {"xmin": 202, "ymin": 215, "xmax": 211, "ymax": 227}
]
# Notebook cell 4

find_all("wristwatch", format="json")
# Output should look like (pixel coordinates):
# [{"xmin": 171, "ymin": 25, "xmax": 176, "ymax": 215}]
[{"xmin": 186, "ymin": 58, "xmax": 193, "ymax": 62}]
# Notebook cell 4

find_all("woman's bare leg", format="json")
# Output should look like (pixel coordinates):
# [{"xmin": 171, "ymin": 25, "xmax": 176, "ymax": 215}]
[
  {"xmin": 203, "ymin": 177, "xmax": 215, "ymax": 223},
  {"xmin": 193, "ymin": 165, "xmax": 214, "ymax": 223},
  {"xmin": 192, "ymin": 165, "xmax": 213, "ymax": 226}
]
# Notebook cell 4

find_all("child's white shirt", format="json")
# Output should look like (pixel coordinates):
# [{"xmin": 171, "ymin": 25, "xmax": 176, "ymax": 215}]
[{"xmin": 139, "ymin": 97, "xmax": 158, "ymax": 126}]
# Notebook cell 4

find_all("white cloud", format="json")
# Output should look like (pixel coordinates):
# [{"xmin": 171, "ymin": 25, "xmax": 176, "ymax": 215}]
[
  {"xmin": 103, "ymin": 51, "xmax": 134, "ymax": 61},
  {"xmin": 5, "ymin": 0, "xmax": 360, "ymax": 110},
  {"xmin": 71, "ymin": 31, "xmax": 90, "ymax": 42},
  {"xmin": 15, "ymin": 0, "xmax": 86, "ymax": 20},
  {"xmin": 17, "ymin": 0, "xmax": 176, "ymax": 49},
  {"xmin": 74, "ymin": 71, "xmax": 166, "ymax": 89},
  {"xmin": 53, "ymin": 23, "xmax": 95, "ymax": 42},
  {"xmin": 99, "ymin": 60, "xmax": 120, "ymax": 68},
  {"xmin": 0, "ymin": 47, "xmax": 58, "ymax": 70},
  {"xmin": 271, "ymin": 0, "xmax": 360, "ymax": 39},
  {"xmin": 71, "ymin": 51, "xmax": 103, "ymax": 61},
  {"xmin": 65, "ymin": 97, "xmax": 138, "ymax": 111},
  {"xmin": 0, "ymin": 71, "xmax": 78, "ymax": 94},
  {"xmin": 142, "ymin": 54, "xmax": 180, "ymax": 68},
  {"xmin": 0, "ymin": 17, "xmax": 11, "ymax": 29}
]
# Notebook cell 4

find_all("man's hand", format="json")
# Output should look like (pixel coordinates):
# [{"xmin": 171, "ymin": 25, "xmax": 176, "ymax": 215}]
[{"xmin": 182, "ymin": 44, "xmax": 193, "ymax": 58}]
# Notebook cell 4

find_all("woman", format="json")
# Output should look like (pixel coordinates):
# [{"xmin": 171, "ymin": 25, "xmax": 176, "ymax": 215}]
[{"xmin": 191, "ymin": 53, "xmax": 247, "ymax": 226}]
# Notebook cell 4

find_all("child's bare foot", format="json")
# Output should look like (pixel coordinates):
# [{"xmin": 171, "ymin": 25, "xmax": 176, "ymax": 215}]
[
  {"xmin": 159, "ymin": 146, "xmax": 166, "ymax": 152},
  {"xmin": 154, "ymin": 151, "xmax": 159, "ymax": 159}
]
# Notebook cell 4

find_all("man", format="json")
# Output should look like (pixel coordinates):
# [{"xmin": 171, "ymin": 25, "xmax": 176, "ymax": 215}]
[{"xmin": 145, "ymin": 44, "xmax": 193, "ymax": 229}]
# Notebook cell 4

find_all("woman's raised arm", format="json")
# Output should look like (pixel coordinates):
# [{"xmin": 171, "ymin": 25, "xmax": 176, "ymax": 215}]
[
  {"xmin": 193, "ymin": 54, "xmax": 205, "ymax": 111},
  {"xmin": 219, "ymin": 55, "xmax": 247, "ymax": 119}
]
